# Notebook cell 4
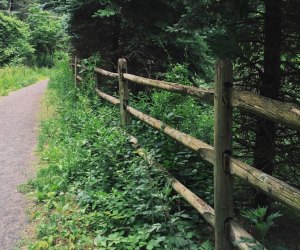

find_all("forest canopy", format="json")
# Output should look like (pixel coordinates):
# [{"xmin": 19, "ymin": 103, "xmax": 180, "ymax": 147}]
[{"xmin": 0, "ymin": 0, "xmax": 66, "ymax": 66}]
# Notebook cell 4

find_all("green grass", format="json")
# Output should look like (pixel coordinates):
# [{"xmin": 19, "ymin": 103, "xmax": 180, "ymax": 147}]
[{"xmin": 0, "ymin": 66, "xmax": 51, "ymax": 96}]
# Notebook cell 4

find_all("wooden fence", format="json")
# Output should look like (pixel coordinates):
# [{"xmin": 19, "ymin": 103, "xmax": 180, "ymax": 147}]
[{"xmin": 72, "ymin": 57, "xmax": 300, "ymax": 250}]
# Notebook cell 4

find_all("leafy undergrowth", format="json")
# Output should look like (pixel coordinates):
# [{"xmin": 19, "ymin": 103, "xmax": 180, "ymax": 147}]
[
  {"xmin": 0, "ymin": 66, "xmax": 50, "ymax": 96},
  {"xmin": 23, "ymin": 56, "xmax": 299, "ymax": 250},
  {"xmin": 25, "ymin": 57, "xmax": 214, "ymax": 250}
]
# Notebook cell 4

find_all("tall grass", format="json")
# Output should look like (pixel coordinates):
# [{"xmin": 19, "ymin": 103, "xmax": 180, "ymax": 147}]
[{"xmin": 0, "ymin": 66, "xmax": 50, "ymax": 96}]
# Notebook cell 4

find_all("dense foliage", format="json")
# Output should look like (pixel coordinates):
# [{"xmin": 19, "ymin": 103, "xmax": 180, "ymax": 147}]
[
  {"xmin": 37, "ymin": 0, "xmax": 300, "ymax": 196},
  {"xmin": 0, "ymin": 12, "xmax": 33, "ymax": 66},
  {"xmin": 26, "ymin": 5, "xmax": 65, "ymax": 66},
  {"xmin": 1, "ymin": 0, "xmax": 34, "ymax": 13},
  {"xmin": 26, "ymin": 57, "xmax": 215, "ymax": 249},
  {"xmin": 60, "ymin": 0, "xmax": 300, "ymax": 206},
  {"xmin": 24, "ymin": 53, "xmax": 299, "ymax": 249},
  {"xmin": 0, "ymin": 2, "xmax": 66, "ymax": 67},
  {"xmin": 55, "ymin": 0, "xmax": 213, "ymax": 80}
]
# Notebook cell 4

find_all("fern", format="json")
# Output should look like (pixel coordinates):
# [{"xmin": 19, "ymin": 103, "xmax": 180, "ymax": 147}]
[
  {"xmin": 241, "ymin": 206, "xmax": 282, "ymax": 240},
  {"xmin": 199, "ymin": 240, "xmax": 214, "ymax": 250}
]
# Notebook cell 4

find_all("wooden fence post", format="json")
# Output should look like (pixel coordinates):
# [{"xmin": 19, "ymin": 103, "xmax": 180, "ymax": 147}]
[
  {"xmin": 214, "ymin": 59, "xmax": 234, "ymax": 250},
  {"xmin": 118, "ymin": 58, "xmax": 130, "ymax": 126},
  {"xmin": 74, "ymin": 56, "xmax": 78, "ymax": 86}
]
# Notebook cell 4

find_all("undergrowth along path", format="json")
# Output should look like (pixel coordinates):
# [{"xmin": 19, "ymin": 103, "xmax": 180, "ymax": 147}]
[{"xmin": 0, "ymin": 80, "xmax": 48, "ymax": 250}]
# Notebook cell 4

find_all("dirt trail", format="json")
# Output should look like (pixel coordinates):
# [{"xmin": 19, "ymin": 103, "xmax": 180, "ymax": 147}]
[{"xmin": 0, "ymin": 80, "xmax": 48, "ymax": 250}]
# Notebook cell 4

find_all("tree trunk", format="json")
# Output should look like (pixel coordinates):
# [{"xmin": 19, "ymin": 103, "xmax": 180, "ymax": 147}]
[
  {"xmin": 253, "ymin": 0, "xmax": 281, "ymax": 207},
  {"xmin": 8, "ymin": 0, "xmax": 12, "ymax": 11}
]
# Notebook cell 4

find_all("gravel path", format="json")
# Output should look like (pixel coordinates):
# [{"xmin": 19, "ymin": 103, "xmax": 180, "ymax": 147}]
[{"xmin": 0, "ymin": 80, "xmax": 48, "ymax": 250}]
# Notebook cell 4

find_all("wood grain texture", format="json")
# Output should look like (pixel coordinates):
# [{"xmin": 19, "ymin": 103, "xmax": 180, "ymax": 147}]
[
  {"xmin": 229, "ymin": 220, "xmax": 266, "ymax": 250},
  {"xmin": 214, "ymin": 60, "xmax": 234, "ymax": 250},
  {"xmin": 118, "ymin": 59, "xmax": 130, "ymax": 127},
  {"xmin": 123, "ymin": 72, "xmax": 214, "ymax": 103},
  {"xmin": 95, "ymin": 88, "xmax": 300, "ymax": 213},
  {"xmin": 229, "ymin": 156, "xmax": 300, "ymax": 213},
  {"xmin": 93, "ymin": 66, "xmax": 300, "ymax": 131},
  {"xmin": 232, "ymin": 90, "xmax": 300, "ymax": 131},
  {"xmin": 94, "ymin": 67, "xmax": 118, "ymax": 78},
  {"xmin": 94, "ymin": 88, "xmax": 300, "ymax": 213},
  {"xmin": 95, "ymin": 88, "xmax": 120, "ymax": 105}
]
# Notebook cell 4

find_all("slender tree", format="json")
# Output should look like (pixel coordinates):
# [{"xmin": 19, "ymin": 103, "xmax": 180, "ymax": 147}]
[{"xmin": 252, "ymin": 0, "xmax": 282, "ymax": 205}]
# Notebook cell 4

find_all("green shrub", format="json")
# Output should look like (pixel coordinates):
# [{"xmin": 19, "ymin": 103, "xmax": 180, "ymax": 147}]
[
  {"xmin": 28, "ymin": 57, "xmax": 210, "ymax": 249},
  {"xmin": 128, "ymin": 63, "xmax": 214, "ymax": 205},
  {"xmin": 26, "ymin": 4, "xmax": 67, "ymax": 67},
  {"xmin": 242, "ymin": 207, "xmax": 281, "ymax": 242}
]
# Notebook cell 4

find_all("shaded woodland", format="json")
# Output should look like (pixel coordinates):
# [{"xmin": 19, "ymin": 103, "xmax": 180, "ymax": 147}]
[{"xmin": 0, "ymin": 0, "xmax": 299, "ymax": 249}]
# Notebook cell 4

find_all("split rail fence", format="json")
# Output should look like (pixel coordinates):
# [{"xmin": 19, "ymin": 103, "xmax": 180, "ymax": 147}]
[{"xmin": 72, "ymin": 57, "xmax": 300, "ymax": 250}]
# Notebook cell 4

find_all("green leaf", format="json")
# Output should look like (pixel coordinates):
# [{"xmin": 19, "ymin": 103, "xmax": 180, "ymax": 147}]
[
  {"xmin": 93, "ymin": 8, "xmax": 117, "ymax": 18},
  {"xmin": 94, "ymin": 235, "xmax": 107, "ymax": 247}
]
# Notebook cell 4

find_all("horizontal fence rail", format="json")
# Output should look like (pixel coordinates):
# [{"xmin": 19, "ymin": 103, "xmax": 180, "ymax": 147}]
[
  {"xmin": 72, "ymin": 57, "xmax": 300, "ymax": 250},
  {"xmin": 76, "ymin": 75, "xmax": 83, "ymax": 82},
  {"xmin": 232, "ymin": 90, "xmax": 300, "ymax": 131},
  {"xmin": 229, "ymin": 157, "xmax": 300, "ymax": 211},
  {"xmin": 92, "ymin": 88, "xmax": 264, "ymax": 249},
  {"xmin": 123, "ymin": 72, "xmax": 214, "ymax": 104},
  {"xmin": 94, "ymin": 88, "xmax": 300, "ymax": 214},
  {"xmin": 93, "ymin": 66, "xmax": 300, "ymax": 131},
  {"xmin": 94, "ymin": 67, "xmax": 118, "ymax": 78},
  {"xmin": 129, "ymin": 136, "xmax": 215, "ymax": 227},
  {"xmin": 129, "ymin": 136, "xmax": 265, "ymax": 250}
]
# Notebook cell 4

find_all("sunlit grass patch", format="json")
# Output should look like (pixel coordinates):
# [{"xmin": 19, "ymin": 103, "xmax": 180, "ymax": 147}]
[{"xmin": 0, "ymin": 66, "xmax": 51, "ymax": 96}]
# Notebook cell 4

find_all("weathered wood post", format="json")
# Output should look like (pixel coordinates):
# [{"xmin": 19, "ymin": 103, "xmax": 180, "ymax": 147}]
[
  {"xmin": 118, "ymin": 58, "xmax": 130, "ymax": 126},
  {"xmin": 214, "ymin": 59, "xmax": 234, "ymax": 250},
  {"xmin": 74, "ymin": 56, "xmax": 78, "ymax": 86}
]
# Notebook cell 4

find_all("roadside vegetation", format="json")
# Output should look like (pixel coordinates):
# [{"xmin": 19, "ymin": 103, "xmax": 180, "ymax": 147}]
[
  {"xmin": 22, "ymin": 55, "xmax": 298, "ymax": 250},
  {"xmin": 0, "ymin": 4, "xmax": 66, "ymax": 95},
  {"xmin": 0, "ymin": 66, "xmax": 50, "ymax": 96},
  {"xmin": 24, "ymin": 56, "xmax": 214, "ymax": 249}
]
